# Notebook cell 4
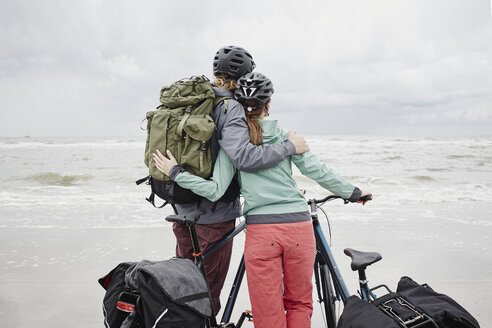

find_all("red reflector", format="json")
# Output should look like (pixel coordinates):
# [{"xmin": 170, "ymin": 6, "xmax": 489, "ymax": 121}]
[{"xmin": 117, "ymin": 301, "xmax": 135, "ymax": 312}]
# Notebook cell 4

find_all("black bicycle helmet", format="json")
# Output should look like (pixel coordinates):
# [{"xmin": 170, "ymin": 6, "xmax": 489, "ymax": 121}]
[
  {"xmin": 234, "ymin": 72, "xmax": 274, "ymax": 111},
  {"xmin": 213, "ymin": 46, "xmax": 256, "ymax": 80}
]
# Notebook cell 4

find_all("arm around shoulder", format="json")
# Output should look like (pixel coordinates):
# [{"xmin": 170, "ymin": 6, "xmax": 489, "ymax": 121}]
[{"xmin": 218, "ymin": 102, "xmax": 295, "ymax": 172}]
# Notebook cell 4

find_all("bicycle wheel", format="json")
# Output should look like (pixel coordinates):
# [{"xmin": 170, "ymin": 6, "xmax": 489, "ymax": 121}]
[{"xmin": 318, "ymin": 263, "xmax": 338, "ymax": 328}]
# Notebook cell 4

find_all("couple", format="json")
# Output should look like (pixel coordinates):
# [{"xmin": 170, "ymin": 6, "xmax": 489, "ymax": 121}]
[{"xmin": 155, "ymin": 46, "xmax": 370, "ymax": 328}]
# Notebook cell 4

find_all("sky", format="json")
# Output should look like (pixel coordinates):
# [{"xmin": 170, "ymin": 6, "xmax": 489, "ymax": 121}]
[{"xmin": 0, "ymin": 0, "xmax": 491, "ymax": 137}]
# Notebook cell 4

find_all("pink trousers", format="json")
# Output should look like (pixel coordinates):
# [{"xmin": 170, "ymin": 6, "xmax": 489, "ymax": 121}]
[{"xmin": 244, "ymin": 220, "xmax": 316, "ymax": 328}]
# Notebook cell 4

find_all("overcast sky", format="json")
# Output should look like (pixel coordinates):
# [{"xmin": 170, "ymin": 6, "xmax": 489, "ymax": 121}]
[{"xmin": 1, "ymin": 0, "xmax": 491, "ymax": 137}]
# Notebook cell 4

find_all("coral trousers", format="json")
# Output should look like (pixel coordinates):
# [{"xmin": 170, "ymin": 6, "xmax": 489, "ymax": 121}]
[{"xmin": 244, "ymin": 220, "xmax": 316, "ymax": 328}]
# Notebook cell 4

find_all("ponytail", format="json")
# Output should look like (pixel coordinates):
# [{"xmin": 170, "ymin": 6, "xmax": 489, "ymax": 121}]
[
  {"xmin": 244, "ymin": 100, "xmax": 270, "ymax": 145},
  {"xmin": 246, "ymin": 109, "xmax": 264, "ymax": 146}
]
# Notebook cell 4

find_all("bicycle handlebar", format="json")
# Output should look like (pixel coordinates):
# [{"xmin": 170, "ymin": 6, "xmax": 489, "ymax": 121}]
[{"xmin": 308, "ymin": 194, "xmax": 373, "ymax": 204}]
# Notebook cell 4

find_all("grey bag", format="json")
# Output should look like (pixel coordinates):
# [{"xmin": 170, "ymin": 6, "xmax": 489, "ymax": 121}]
[{"xmin": 100, "ymin": 258, "xmax": 212, "ymax": 328}]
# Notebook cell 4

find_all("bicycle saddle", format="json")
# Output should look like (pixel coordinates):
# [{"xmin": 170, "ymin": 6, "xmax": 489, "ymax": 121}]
[
  {"xmin": 165, "ymin": 209, "xmax": 206, "ymax": 226},
  {"xmin": 344, "ymin": 248, "xmax": 382, "ymax": 271}
]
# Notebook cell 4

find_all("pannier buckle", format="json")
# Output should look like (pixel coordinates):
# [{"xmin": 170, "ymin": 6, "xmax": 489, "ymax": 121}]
[{"xmin": 117, "ymin": 291, "xmax": 140, "ymax": 313}]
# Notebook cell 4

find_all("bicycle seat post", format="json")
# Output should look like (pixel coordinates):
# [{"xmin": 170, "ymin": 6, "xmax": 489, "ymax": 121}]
[
  {"xmin": 188, "ymin": 224, "xmax": 203, "ymax": 258},
  {"xmin": 343, "ymin": 248, "xmax": 382, "ymax": 301},
  {"xmin": 358, "ymin": 268, "xmax": 370, "ymax": 300}
]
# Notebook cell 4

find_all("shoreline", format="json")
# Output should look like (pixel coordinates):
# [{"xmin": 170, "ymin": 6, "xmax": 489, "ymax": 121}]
[{"xmin": 1, "ymin": 212, "xmax": 490, "ymax": 327}]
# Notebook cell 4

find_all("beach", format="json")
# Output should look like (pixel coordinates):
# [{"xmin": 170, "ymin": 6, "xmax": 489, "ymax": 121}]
[{"xmin": 1, "ymin": 136, "xmax": 491, "ymax": 327}]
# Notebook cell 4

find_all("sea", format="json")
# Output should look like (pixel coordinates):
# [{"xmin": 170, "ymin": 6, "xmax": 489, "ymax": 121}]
[{"xmin": 1, "ymin": 135, "xmax": 491, "ymax": 327}]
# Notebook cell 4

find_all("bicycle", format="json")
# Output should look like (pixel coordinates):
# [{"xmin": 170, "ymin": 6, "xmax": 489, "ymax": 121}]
[
  {"xmin": 166, "ymin": 192, "xmax": 476, "ymax": 328},
  {"xmin": 310, "ymin": 194, "xmax": 377, "ymax": 327},
  {"xmin": 165, "ymin": 194, "xmax": 374, "ymax": 328},
  {"xmin": 310, "ymin": 194, "xmax": 443, "ymax": 328}
]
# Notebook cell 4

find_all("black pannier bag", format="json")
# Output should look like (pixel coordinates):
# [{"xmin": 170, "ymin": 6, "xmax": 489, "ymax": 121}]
[
  {"xmin": 396, "ymin": 276, "xmax": 480, "ymax": 328},
  {"xmin": 99, "ymin": 262, "xmax": 143, "ymax": 328},
  {"xmin": 337, "ymin": 276, "xmax": 480, "ymax": 328},
  {"xmin": 99, "ymin": 258, "xmax": 212, "ymax": 328},
  {"xmin": 372, "ymin": 292, "xmax": 438, "ymax": 327},
  {"xmin": 337, "ymin": 296, "xmax": 401, "ymax": 328}
]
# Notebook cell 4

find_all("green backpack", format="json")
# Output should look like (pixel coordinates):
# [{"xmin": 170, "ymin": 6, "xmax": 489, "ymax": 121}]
[{"xmin": 138, "ymin": 76, "xmax": 235, "ymax": 207}]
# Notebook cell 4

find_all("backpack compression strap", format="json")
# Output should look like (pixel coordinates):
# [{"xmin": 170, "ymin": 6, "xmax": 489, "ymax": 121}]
[
  {"xmin": 176, "ymin": 105, "xmax": 192, "ymax": 138},
  {"xmin": 136, "ymin": 175, "xmax": 173, "ymax": 210},
  {"xmin": 177, "ymin": 96, "xmax": 231, "ymax": 136}
]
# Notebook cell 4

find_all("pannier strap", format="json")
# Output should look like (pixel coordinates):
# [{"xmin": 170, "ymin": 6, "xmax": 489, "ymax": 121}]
[{"xmin": 173, "ymin": 292, "xmax": 210, "ymax": 304}]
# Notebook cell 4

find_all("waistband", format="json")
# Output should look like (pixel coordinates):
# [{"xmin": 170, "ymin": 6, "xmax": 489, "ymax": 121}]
[{"xmin": 245, "ymin": 210, "xmax": 310, "ymax": 225}]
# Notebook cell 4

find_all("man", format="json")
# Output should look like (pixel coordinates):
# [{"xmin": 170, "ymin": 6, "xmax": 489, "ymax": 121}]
[{"xmin": 170, "ymin": 46, "xmax": 309, "ymax": 314}]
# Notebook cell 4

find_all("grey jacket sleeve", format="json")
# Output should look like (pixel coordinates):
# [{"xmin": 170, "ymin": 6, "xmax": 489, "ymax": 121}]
[{"xmin": 217, "ymin": 101, "xmax": 296, "ymax": 173}]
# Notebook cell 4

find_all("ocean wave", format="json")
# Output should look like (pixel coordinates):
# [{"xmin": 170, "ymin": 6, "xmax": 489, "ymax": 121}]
[
  {"xmin": 447, "ymin": 154, "xmax": 475, "ymax": 159},
  {"xmin": 26, "ymin": 173, "xmax": 92, "ymax": 186},
  {"xmin": 426, "ymin": 168, "xmax": 450, "ymax": 172},
  {"xmin": 0, "ymin": 137, "xmax": 145, "ymax": 149},
  {"xmin": 411, "ymin": 175, "xmax": 435, "ymax": 182},
  {"xmin": 383, "ymin": 155, "xmax": 404, "ymax": 161}
]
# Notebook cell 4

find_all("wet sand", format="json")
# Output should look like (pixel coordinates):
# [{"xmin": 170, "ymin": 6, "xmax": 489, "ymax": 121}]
[{"xmin": 1, "ymin": 202, "xmax": 490, "ymax": 327}]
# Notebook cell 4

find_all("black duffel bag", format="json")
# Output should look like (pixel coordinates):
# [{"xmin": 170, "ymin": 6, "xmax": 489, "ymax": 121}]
[
  {"xmin": 396, "ymin": 276, "xmax": 480, "ymax": 328},
  {"xmin": 99, "ymin": 258, "xmax": 212, "ymax": 328}
]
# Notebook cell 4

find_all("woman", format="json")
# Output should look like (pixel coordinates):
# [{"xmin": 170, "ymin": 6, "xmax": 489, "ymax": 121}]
[{"xmin": 154, "ymin": 72, "xmax": 370, "ymax": 328}]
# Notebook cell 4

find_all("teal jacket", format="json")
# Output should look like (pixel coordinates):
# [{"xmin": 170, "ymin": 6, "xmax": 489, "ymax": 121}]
[{"xmin": 172, "ymin": 120, "xmax": 360, "ymax": 224}]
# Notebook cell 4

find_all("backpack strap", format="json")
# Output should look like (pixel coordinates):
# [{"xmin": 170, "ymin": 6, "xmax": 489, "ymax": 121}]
[
  {"xmin": 214, "ymin": 96, "xmax": 233, "ymax": 114},
  {"xmin": 177, "ymin": 105, "xmax": 192, "ymax": 137},
  {"xmin": 146, "ymin": 192, "xmax": 169, "ymax": 209},
  {"xmin": 136, "ymin": 175, "xmax": 151, "ymax": 185},
  {"xmin": 136, "ymin": 176, "xmax": 170, "ymax": 209}
]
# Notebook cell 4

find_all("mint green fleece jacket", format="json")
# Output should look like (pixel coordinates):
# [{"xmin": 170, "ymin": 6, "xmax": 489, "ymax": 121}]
[{"xmin": 174, "ymin": 120, "xmax": 359, "ymax": 223}]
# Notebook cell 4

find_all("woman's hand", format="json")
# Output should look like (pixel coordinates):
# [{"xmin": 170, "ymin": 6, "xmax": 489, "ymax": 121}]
[
  {"xmin": 358, "ymin": 191, "xmax": 372, "ymax": 205},
  {"xmin": 153, "ymin": 149, "xmax": 178, "ymax": 177}
]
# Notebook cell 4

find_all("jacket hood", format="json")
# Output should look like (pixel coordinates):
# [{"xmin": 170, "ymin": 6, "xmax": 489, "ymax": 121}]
[{"xmin": 260, "ymin": 120, "xmax": 288, "ymax": 144}]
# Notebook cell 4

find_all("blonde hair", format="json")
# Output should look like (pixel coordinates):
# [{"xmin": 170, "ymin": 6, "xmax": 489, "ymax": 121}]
[{"xmin": 213, "ymin": 74, "xmax": 236, "ymax": 91}]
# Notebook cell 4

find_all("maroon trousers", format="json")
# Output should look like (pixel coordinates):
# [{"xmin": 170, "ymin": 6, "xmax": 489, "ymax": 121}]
[{"xmin": 172, "ymin": 220, "xmax": 235, "ymax": 315}]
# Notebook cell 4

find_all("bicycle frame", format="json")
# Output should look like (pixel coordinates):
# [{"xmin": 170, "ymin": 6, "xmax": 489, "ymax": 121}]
[
  {"xmin": 310, "ymin": 194, "xmax": 385, "ymax": 328},
  {"xmin": 169, "ymin": 194, "xmax": 373, "ymax": 328},
  {"xmin": 310, "ymin": 201, "xmax": 351, "ymax": 303},
  {"xmin": 198, "ymin": 198, "xmax": 364, "ymax": 327},
  {"xmin": 201, "ymin": 220, "xmax": 248, "ymax": 325}
]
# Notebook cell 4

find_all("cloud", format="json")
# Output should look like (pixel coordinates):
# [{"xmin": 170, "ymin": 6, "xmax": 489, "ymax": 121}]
[{"xmin": 0, "ymin": 0, "xmax": 491, "ymax": 136}]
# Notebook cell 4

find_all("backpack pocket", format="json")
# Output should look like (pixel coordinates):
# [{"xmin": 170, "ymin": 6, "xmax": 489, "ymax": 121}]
[
  {"xmin": 145, "ymin": 110, "xmax": 172, "ymax": 181},
  {"xmin": 181, "ymin": 114, "xmax": 215, "ymax": 178}
]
